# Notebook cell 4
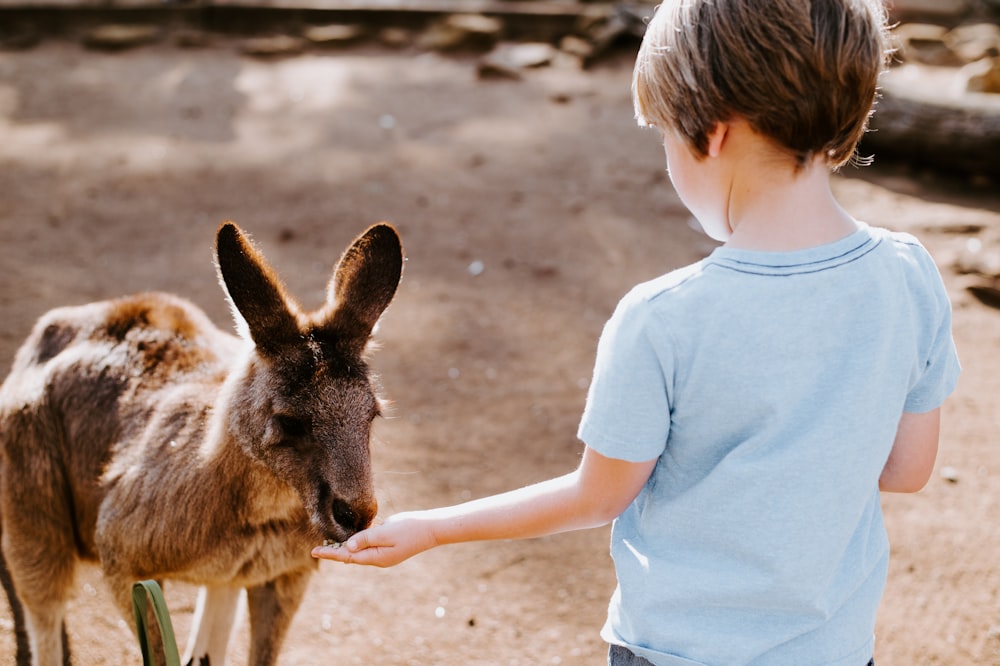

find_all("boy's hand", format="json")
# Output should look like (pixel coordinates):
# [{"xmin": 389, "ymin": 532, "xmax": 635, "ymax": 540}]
[
  {"xmin": 312, "ymin": 446, "xmax": 657, "ymax": 567},
  {"xmin": 311, "ymin": 512, "xmax": 436, "ymax": 567}
]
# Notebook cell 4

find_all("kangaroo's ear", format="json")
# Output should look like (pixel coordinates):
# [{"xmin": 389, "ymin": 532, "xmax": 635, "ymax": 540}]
[
  {"xmin": 322, "ymin": 223, "xmax": 403, "ymax": 349},
  {"xmin": 216, "ymin": 222, "xmax": 301, "ymax": 355}
]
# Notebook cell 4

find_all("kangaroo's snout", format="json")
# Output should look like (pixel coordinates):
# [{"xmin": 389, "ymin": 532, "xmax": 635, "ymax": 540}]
[{"xmin": 331, "ymin": 496, "xmax": 378, "ymax": 536}]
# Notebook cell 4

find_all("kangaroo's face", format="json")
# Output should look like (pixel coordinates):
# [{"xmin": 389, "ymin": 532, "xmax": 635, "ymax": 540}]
[
  {"xmin": 234, "ymin": 342, "xmax": 381, "ymax": 542},
  {"xmin": 216, "ymin": 222, "xmax": 403, "ymax": 544}
]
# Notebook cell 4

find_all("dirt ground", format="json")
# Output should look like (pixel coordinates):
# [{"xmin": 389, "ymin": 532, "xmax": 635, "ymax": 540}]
[{"xmin": 0, "ymin": 37, "xmax": 998, "ymax": 666}]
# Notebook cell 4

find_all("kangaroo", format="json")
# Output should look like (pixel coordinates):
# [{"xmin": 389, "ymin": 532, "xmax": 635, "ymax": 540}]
[{"xmin": 0, "ymin": 221, "xmax": 404, "ymax": 666}]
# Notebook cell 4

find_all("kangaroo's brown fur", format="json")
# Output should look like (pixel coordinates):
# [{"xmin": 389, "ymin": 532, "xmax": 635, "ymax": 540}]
[{"xmin": 0, "ymin": 222, "xmax": 404, "ymax": 665}]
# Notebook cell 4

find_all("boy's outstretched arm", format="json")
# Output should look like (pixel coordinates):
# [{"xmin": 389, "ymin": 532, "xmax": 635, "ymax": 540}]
[
  {"xmin": 879, "ymin": 408, "xmax": 941, "ymax": 493},
  {"xmin": 311, "ymin": 446, "xmax": 657, "ymax": 567}
]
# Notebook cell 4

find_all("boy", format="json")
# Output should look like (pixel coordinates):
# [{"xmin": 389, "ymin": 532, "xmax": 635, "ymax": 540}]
[{"xmin": 313, "ymin": 1, "xmax": 961, "ymax": 663}]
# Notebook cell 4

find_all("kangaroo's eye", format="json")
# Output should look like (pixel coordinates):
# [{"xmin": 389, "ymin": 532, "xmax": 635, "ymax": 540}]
[{"xmin": 274, "ymin": 414, "xmax": 309, "ymax": 439}]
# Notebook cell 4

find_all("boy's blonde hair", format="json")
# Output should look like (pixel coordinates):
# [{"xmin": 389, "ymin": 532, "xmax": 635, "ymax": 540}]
[{"xmin": 633, "ymin": 0, "xmax": 889, "ymax": 168}]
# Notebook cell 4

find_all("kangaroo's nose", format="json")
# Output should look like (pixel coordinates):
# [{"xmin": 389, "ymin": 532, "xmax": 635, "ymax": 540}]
[{"xmin": 331, "ymin": 497, "xmax": 377, "ymax": 533}]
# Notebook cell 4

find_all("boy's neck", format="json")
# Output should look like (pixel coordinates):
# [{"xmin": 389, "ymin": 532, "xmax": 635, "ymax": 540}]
[{"xmin": 720, "ymin": 134, "xmax": 859, "ymax": 253}]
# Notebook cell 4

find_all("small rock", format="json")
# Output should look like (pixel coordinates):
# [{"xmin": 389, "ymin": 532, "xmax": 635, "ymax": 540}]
[
  {"xmin": 418, "ymin": 14, "xmax": 503, "ymax": 53},
  {"xmin": 83, "ymin": 24, "xmax": 159, "ymax": 51},
  {"xmin": 961, "ymin": 56, "xmax": 1000, "ymax": 94},
  {"xmin": 303, "ymin": 24, "xmax": 366, "ymax": 47},
  {"xmin": 491, "ymin": 42, "xmax": 556, "ymax": 69},
  {"xmin": 478, "ymin": 42, "xmax": 557, "ymax": 80},
  {"xmin": 532, "ymin": 265, "xmax": 560, "ymax": 279},
  {"xmin": 945, "ymin": 23, "xmax": 1000, "ymax": 63},
  {"xmin": 477, "ymin": 57, "xmax": 522, "ymax": 80},
  {"xmin": 377, "ymin": 27, "xmax": 412, "ymax": 49},
  {"xmin": 891, "ymin": 23, "xmax": 964, "ymax": 67},
  {"xmin": 241, "ymin": 35, "xmax": 306, "ymax": 57},
  {"xmin": 939, "ymin": 466, "xmax": 960, "ymax": 483},
  {"xmin": 559, "ymin": 35, "xmax": 594, "ymax": 61}
]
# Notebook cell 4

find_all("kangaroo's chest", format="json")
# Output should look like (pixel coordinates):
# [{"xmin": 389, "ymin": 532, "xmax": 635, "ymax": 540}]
[
  {"xmin": 96, "ymin": 492, "xmax": 317, "ymax": 587},
  {"xmin": 172, "ymin": 522, "xmax": 318, "ymax": 587}
]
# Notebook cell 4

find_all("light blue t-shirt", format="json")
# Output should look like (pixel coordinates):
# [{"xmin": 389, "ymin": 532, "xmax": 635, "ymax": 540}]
[{"xmin": 577, "ymin": 224, "xmax": 960, "ymax": 666}]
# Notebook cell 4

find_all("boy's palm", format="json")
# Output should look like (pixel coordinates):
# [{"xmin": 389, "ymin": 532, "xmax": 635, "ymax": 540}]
[{"xmin": 312, "ymin": 513, "xmax": 435, "ymax": 567}]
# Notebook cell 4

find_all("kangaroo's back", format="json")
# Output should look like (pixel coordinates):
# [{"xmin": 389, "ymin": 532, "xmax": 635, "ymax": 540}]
[{"xmin": 0, "ymin": 291, "xmax": 238, "ymax": 559}]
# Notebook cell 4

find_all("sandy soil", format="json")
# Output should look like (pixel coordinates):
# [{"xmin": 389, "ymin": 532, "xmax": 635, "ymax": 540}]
[{"xmin": 0, "ymin": 38, "xmax": 998, "ymax": 665}]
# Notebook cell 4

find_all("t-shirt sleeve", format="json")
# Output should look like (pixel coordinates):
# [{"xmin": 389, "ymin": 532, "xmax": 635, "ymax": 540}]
[
  {"xmin": 904, "ymin": 249, "xmax": 961, "ymax": 413},
  {"xmin": 577, "ymin": 291, "xmax": 672, "ymax": 462}
]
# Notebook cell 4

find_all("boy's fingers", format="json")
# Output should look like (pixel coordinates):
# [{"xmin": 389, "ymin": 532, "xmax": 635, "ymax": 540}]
[
  {"xmin": 310, "ymin": 527, "xmax": 382, "ymax": 560},
  {"xmin": 346, "ymin": 528, "xmax": 379, "ymax": 551},
  {"xmin": 311, "ymin": 544, "xmax": 394, "ymax": 568},
  {"xmin": 311, "ymin": 545, "xmax": 348, "ymax": 560}
]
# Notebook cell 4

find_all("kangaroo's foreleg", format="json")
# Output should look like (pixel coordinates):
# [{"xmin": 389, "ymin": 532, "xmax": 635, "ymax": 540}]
[{"xmin": 245, "ymin": 569, "xmax": 312, "ymax": 666}]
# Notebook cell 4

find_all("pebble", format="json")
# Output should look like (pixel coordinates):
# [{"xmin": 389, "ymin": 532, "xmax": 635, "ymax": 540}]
[
  {"xmin": 303, "ymin": 24, "xmax": 366, "ymax": 46},
  {"xmin": 418, "ymin": 14, "xmax": 503, "ymax": 52},
  {"xmin": 240, "ymin": 35, "xmax": 306, "ymax": 57},
  {"xmin": 83, "ymin": 24, "xmax": 159, "ymax": 51}
]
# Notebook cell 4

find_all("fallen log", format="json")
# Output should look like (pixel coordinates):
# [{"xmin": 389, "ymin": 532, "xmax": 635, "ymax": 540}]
[{"xmin": 863, "ymin": 64, "xmax": 1000, "ymax": 176}]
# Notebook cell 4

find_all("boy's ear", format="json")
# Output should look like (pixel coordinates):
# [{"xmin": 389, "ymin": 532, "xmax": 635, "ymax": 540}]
[{"xmin": 707, "ymin": 122, "xmax": 729, "ymax": 158}]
